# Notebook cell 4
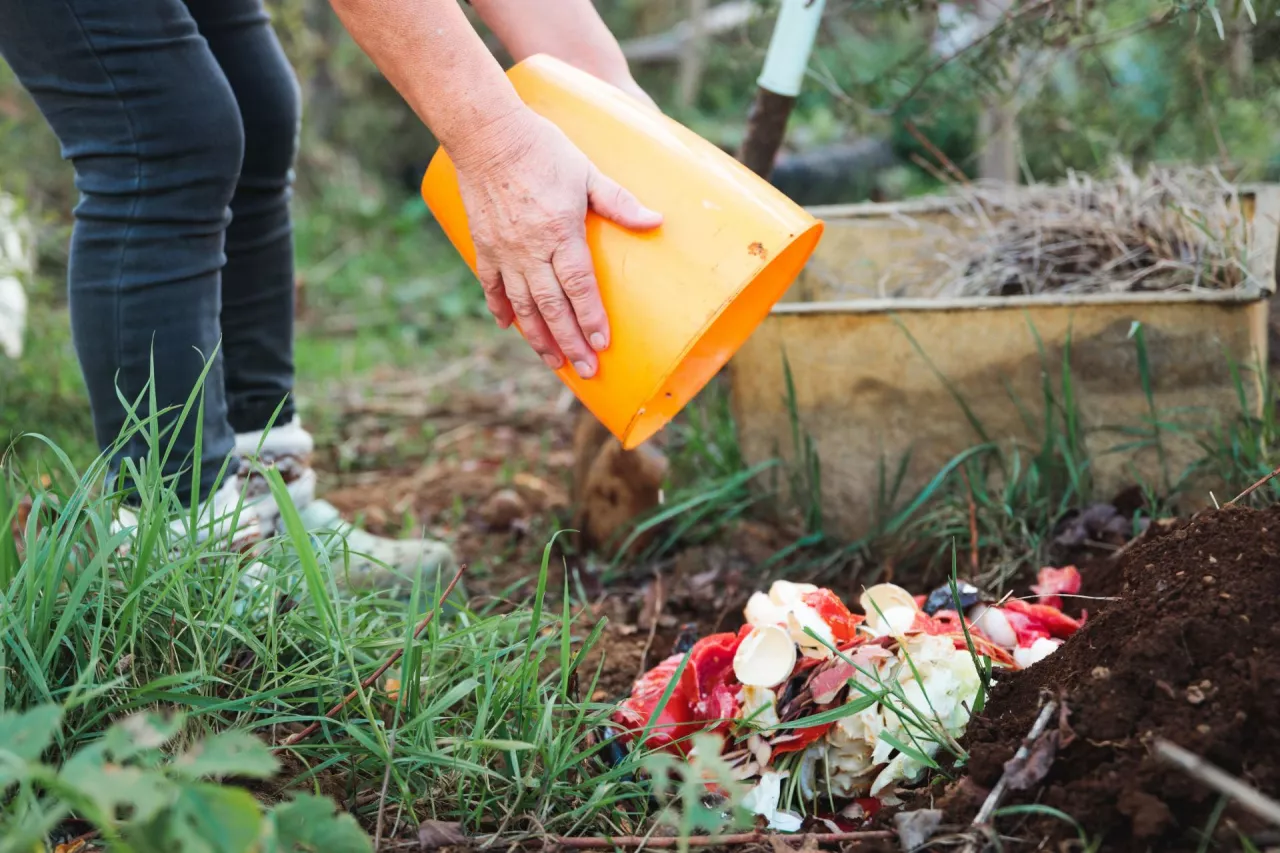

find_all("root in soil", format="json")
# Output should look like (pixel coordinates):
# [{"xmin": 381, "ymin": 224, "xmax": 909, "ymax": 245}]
[{"xmin": 947, "ymin": 504, "xmax": 1280, "ymax": 851}]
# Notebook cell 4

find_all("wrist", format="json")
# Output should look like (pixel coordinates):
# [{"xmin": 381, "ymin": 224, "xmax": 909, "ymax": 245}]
[{"xmin": 446, "ymin": 103, "xmax": 537, "ymax": 177}]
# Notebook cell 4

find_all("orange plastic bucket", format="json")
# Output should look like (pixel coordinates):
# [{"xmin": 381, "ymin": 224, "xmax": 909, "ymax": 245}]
[{"xmin": 421, "ymin": 54, "xmax": 824, "ymax": 449}]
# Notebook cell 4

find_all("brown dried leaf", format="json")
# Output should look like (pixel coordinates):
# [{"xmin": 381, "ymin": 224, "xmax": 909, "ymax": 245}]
[
  {"xmin": 418, "ymin": 819, "xmax": 467, "ymax": 850},
  {"xmin": 636, "ymin": 578, "xmax": 664, "ymax": 631},
  {"xmin": 894, "ymin": 809, "xmax": 944, "ymax": 851},
  {"xmin": 1003, "ymin": 730, "xmax": 1060, "ymax": 791}
]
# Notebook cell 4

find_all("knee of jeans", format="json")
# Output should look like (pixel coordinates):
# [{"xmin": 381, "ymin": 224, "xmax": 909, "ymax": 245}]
[
  {"xmin": 71, "ymin": 81, "xmax": 246, "ymax": 221},
  {"xmin": 238, "ymin": 69, "xmax": 300, "ymax": 181},
  {"xmin": 132, "ymin": 86, "xmax": 247, "ymax": 219},
  {"xmin": 187, "ymin": 90, "xmax": 247, "ymax": 208}
]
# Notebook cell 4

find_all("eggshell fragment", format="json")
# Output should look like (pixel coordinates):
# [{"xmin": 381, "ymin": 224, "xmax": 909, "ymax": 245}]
[
  {"xmin": 967, "ymin": 603, "xmax": 1018, "ymax": 649},
  {"xmin": 1013, "ymin": 636, "xmax": 1062, "ymax": 669},
  {"xmin": 745, "ymin": 591, "xmax": 787, "ymax": 628},
  {"xmin": 860, "ymin": 583, "xmax": 920, "ymax": 634},
  {"xmin": 733, "ymin": 625, "xmax": 797, "ymax": 688}
]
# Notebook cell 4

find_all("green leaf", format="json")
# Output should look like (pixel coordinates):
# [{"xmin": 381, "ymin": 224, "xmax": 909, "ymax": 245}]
[
  {"xmin": 466, "ymin": 739, "xmax": 535, "ymax": 752},
  {"xmin": 0, "ymin": 705, "xmax": 62, "ymax": 764},
  {"xmin": 102, "ymin": 711, "xmax": 185, "ymax": 761},
  {"xmin": 170, "ymin": 730, "xmax": 279, "ymax": 781},
  {"xmin": 877, "ymin": 730, "xmax": 938, "ymax": 768},
  {"xmin": 763, "ymin": 690, "xmax": 882, "ymax": 731},
  {"xmin": 267, "ymin": 794, "xmax": 372, "ymax": 853},
  {"xmin": 59, "ymin": 760, "xmax": 175, "ymax": 826},
  {"xmin": 0, "ymin": 796, "xmax": 69, "ymax": 853},
  {"xmin": 165, "ymin": 783, "xmax": 264, "ymax": 853}
]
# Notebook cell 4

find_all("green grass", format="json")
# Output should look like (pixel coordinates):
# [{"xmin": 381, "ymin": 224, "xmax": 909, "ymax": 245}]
[
  {"xmin": 291, "ymin": 192, "xmax": 487, "ymax": 379},
  {"xmin": 1, "ymin": 398, "xmax": 669, "ymax": 848}
]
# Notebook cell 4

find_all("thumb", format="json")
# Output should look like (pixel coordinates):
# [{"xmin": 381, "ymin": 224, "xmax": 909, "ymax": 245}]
[{"xmin": 587, "ymin": 167, "xmax": 663, "ymax": 231}]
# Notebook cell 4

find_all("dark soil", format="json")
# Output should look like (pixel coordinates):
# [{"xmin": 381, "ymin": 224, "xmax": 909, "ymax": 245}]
[{"xmin": 948, "ymin": 505, "xmax": 1280, "ymax": 851}]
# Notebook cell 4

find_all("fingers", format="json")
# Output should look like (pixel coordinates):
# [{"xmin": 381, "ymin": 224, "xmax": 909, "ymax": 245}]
[
  {"xmin": 503, "ymin": 268, "xmax": 566, "ymax": 372},
  {"xmin": 477, "ymin": 261, "xmax": 514, "ymax": 328},
  {"xmin": 587, "ymin": 167, "xmax": 663, "ymax": 231},
  {"xmin": 525, "ymin": 259, "xmax": 598, "ymax": 378},
  {"xmin": 551, "ymin": 238, "xmax": 609, "ymax": 353}
]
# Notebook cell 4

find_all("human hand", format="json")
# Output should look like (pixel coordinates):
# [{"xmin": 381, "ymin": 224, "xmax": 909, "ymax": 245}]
[{"xmin": 452, "ymin": 108, "xmax": 662, "ymax": 378}]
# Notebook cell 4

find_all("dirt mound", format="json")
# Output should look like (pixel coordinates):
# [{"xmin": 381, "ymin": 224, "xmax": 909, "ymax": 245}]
[{"xmin": 951, "ymin": 505, "xmax": 1280, "ymax": 851}]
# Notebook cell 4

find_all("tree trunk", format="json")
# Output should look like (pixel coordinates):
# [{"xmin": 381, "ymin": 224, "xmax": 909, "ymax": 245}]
[
  {"xmin": 675, "ymin": 0, "xmax": 711, "ymax": 108},
  {"xmin": 1229, "ymin": 6, "xmax": 1254, "ymax": 93},
  {"xmin": 975, "ymin": 0, "xmax": 1020, "ymax": 182}
]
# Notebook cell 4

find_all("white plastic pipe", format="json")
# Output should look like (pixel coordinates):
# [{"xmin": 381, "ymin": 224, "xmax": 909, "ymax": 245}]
[{"xmin": 756, "ymin": 0, "xmax": 827, "ymax": 98}]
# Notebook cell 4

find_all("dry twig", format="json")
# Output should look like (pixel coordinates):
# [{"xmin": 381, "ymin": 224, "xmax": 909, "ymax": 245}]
[
  {"xmin": 277, "ymin": 565, "xmax": 466, "ymax": 749},
  {"xmin": 1226, "ymin": 463, "xmax": 1280, "ymax": 507},
  {"xmin": 635, "ymin": 571, "xmax": 666, "ymax": 679},
  {"xmin": 373, "ymin": 732, "xmax": 398, "ymax": 850},
  {"xmin": 1154, "ymin": 738, "xmax": 1280, "ymax": 828},
  {"xmin": 962, "ymin": 697, "xmax": 1059, "ymax": 851},
  {"xmin": 539, "ymin": 830, "xmax": 895, "ymax": 849},
  {"xmin": 904, "ymin": 119, "xmax": 969, "ymax": 185}
]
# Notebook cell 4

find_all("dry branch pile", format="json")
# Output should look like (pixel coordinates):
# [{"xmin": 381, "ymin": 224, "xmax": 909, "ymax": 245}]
[{"xmin": 932, "ymin": 163, "xmax": 1260, "ymax": 297}]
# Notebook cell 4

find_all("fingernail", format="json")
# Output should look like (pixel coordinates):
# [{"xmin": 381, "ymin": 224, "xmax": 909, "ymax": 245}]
[
  {"xmin": 590, "ymin": 333, "xmax": 608, "ymax": 351},
  {"xmin": 574, "ymin": 361, "xmax": 596, "ymax": 379},
  {"xmin": 542, "ymin": 354, "xmax": 562, "ymax": 369}
]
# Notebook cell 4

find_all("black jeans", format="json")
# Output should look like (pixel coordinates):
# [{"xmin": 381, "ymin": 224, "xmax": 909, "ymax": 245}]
[{"xmin": 0, "ymin": 0, "xmax": 300, "ymax": 504}]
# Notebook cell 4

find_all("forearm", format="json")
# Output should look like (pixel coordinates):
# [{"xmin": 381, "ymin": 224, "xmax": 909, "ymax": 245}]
[
  {"xmin": 469, "ymin": 0, "xmax": 634, "ymax": 87},
  {"xmin": 328, "ymin": 0, "xmax": 526, "ymax": 166}
]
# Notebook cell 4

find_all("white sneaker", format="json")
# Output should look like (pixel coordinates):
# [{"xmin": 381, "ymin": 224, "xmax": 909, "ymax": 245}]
[
  {"xmin": 298, "ymin": 498, "xmax": 461, "ymax": 599},
  {"xmin": 113, "ymin": 474, "xmax": 267, "ymax": 554},
  {"xmin": 236, "ymin": 418, "xmax": 461, "ymax": 600},
  {"xmin": 111, "ymin": 418, "xmax": 318, "ymax": 554}
]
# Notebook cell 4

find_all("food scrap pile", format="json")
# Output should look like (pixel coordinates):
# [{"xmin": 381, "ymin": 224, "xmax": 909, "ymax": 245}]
[{"xmin": 611, "ymin": 569, "xmax": 1085, "ymax": 828}]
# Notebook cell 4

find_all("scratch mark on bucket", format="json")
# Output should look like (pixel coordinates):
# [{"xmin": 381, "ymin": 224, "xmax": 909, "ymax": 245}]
[{"xmin": 748, "ymin": 241, "xmax": 768, "ymax": 260}]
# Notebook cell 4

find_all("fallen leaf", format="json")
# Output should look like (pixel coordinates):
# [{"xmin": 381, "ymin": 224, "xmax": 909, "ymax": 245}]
[
  {"xmin": 1003, "ymin": 730, "xmax": 1060, "ymax": 791},
  {"xmin": 636, "ymin": 578, "xmax": 664, "ymax": 631},
  {"xmin": 418, "ymin": 819, "xmax": 467, "ymax": 850},
  {"xmin": 894, "ymin": 809, "xmax": 943, "ymax": 851}
]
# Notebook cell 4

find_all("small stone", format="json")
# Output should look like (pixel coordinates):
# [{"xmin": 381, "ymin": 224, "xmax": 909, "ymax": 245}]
[
  {"xmin": 1176, "ymin": 571, "xmax": 1185, "ymax": 577},
  {"xmin": 480, "ymin": 488, "xmax": 528, "ymax": 529},
  {"xmin": 1202, "ymin": 575, "xmax": 1216, "ymax": 585},
  {"xmin": 1236, "ymin": 711, "xmax": 1248, "ymax": 723},
  {"xmin": 1185, "ymin": 685, "xmax": 1206, "ymax": 704},
  {"xmin": 1200, "ymin": 679, "xmax": 1213, "ymax": 690},
  {"xmin": 1147, "ymin": 564, "xmax": 1156, "ymax": 570},
  {"xmin": 1197, "ymin": 724, "xmax": 1212, "ymax": 735},
  {"xmin": 1091, "ymin": 666, "xmax": 1112, "ymax": 680},
  {"xmin": 1207, "ymin": 555, "xmax": 1218, "ymax": 564}
]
